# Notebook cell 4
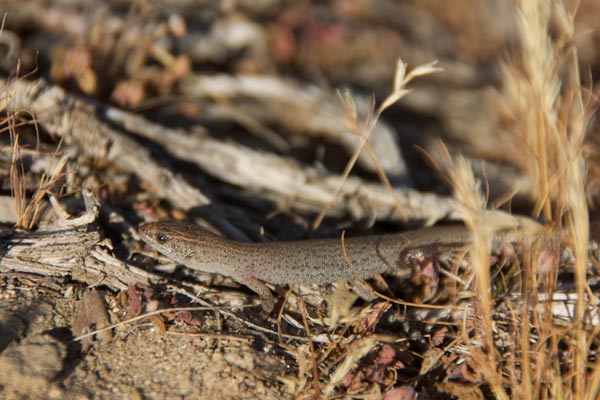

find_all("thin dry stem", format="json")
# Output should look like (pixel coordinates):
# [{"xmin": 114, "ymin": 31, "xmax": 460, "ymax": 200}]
[
  {"xmin": 296, "ymin": 297, "xmax": 321, "ymax": 398},
  {"xmin": 442, "ymin": 151, "xmax": 508, "ymax": 400},
  {"xmin": 311, "ymin": 59, "xmax": 441, "ymax": 231}
]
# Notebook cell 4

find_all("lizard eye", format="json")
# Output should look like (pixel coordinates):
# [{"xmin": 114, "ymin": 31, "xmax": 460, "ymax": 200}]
[{"xmin": 156, "ymin": 233, "xmax": 169, "ymax": 243}]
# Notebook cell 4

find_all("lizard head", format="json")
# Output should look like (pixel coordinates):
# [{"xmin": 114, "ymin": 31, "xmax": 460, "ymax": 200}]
[{"xmin": 139, "ymin": 220, "xmax": 225, "ymax": 263}]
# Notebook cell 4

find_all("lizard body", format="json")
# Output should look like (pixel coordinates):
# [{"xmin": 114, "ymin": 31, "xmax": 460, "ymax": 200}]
[{"xmin": 139, "ymin": 220, "xmax": 531, "ymax": 312}]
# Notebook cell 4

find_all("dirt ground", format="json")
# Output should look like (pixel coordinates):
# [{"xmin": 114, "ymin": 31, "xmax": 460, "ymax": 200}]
[{"xmin": 0, "ymin": 285, "xmax": 289, "ymax": 399}]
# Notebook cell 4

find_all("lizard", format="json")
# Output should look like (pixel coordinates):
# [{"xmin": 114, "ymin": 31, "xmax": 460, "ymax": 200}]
[{"xmin": 139, "ymin": 219, "xmax": 543, "ymax": 313}]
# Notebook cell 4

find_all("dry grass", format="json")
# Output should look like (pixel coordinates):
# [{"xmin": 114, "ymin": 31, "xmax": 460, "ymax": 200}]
[
  {"xmin": 1, "ymin": 1, "xmax": 598, "ymax": 398},
  {"xmin": 2, "ymin": 83, "xmax": 68, "ymax": 230},
  {"xmin": 1, "ymin": 16, "xmax": 69, "ymax": 231},
  {"xmin": 311, "ymin": 0, "xmax": 599, "ymax": 398},
  {"xmin": 446, "ymin": 0, "xmax": 597, "ymax": 398},
  {"xmin": 311, "ymin": 59, "xmax": 443, "ymax": 231},
  {"xmin": 283, "ymin": 0, "xmax": 598, "ymax": 397}
]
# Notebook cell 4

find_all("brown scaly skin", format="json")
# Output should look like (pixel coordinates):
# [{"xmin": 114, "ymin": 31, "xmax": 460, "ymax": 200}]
[{"xmin": 139, "ymin": 219, "xmax": 535, "ymax": 313}]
